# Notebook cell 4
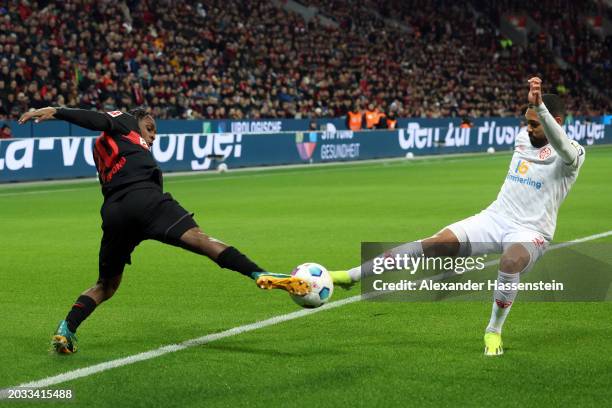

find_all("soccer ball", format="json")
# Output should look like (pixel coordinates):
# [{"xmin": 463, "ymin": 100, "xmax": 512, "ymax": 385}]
[
  {"xmin": 487, "ymin": 147, "xmax": 496, "ymax": 154},
  {"xmin": 290, "ymin": 263, "xmax": 334, "ymax": 308},
  {"xmin": 405, "ymin": 152, "xmax": 414, "ymax": 159},
  {"xmin": 217, "ymin": 163, "xmax": 228, "ymax": 173}
]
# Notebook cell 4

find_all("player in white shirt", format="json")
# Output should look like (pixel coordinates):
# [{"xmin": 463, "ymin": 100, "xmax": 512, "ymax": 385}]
[{"xmin": 330, "ymin": 77, "xmax": 586, "ymax": 356}]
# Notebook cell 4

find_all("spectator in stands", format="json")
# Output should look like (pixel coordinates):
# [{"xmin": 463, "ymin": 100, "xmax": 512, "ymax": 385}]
[
  {"xmin": 460, "ymin": 116, "xmax": 473, "ymax": 128},
  {"xmin": 0, "ymin": 123, "xmax": 12, "ymax": 139},
  {"xmin": 0, "ymin": 0, "xmax": 606, "ymax": 122},
  {"xmin": 364, "ymin": 103, "xmax": 381, "ymax": 129},
  {"xmin": 308, "ymin": 117, "xmax": 318, "ymax": 131},
  {"xmin": 346, "ymin": 103, "xmax": 364, "ymax": 131},
  {"xmin": 385, "ymin": 110, "xmax": 398, "ymax": 129}
]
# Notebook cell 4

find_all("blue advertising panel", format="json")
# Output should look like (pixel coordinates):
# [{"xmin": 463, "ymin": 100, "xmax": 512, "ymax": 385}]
[{"xmin": 1, "ymin": 118, "xmax": 610, "ymax": 183}]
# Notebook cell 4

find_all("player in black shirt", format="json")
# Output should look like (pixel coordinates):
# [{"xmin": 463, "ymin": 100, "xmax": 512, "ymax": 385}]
[{"xmin": 18, "ymin": 106, "xmax": 308, "ymax": 354}]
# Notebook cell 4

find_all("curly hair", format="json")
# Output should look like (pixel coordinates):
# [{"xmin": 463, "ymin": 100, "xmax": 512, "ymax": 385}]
[{"xmin": 128, "ymin": 107, "xmax": 152, "ymax": 121}]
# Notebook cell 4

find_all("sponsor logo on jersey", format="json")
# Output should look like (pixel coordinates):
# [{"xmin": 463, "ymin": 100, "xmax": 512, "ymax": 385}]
[
  {"xmin": 507, "ymin": 159, "xmax": 543, "ymax": 190},
  {"xmin": 506, "ymin": 173, "xmax": 543, "ymax": 190},
  {"xmin": 121, "ymin": 131, "xmax": 150, "ymax": 151},
  {"xmin": 515, "ymin": 159, "xmax": 530, "ymax": 175},
  {"xmin": 94, "ymin": 134, "xmax": 126, "ymax": 183}
]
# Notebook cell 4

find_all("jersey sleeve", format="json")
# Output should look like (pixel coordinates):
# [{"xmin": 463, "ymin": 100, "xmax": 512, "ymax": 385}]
[
  {"xmin": 102, "ymin": 111, "xmax": 140, "ymax": 135},
  {"xmin": 54, "ymin": 108, "xmax": 139, "ymax": 135},
  {"xmin": 534, "ymin": 104, "xmax": 577, "ymax": 165},
  {"xmin": 562, "ymin": 140, "xmax": 586, "ymax": 176}
]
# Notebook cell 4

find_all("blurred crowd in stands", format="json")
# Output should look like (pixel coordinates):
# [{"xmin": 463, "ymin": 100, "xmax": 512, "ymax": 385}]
[
  {"xmin": 478, "ymin": 0, "xmax": 611, "ymax": 91},
  {"xmin": 0, "ymin": 0, "xmax": 609, "ymax": 124}
]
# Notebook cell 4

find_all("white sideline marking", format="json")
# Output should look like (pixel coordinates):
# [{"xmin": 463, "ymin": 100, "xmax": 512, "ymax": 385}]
[
  {"xmin": 0, "ymin": 295, "xmax": 364, "ymax": 398},
  {"xmin": 0, "ymin": 229, "xmax": 611, "ymax": 396}
]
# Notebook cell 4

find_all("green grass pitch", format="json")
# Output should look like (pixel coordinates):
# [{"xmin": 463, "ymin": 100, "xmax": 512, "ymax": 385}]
[{"xmin": 1, "ymin": 147, "xmax": 611, "ymax": 407}]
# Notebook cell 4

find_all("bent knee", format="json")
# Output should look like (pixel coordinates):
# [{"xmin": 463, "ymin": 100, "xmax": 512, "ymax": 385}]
[
  {"xmin": 179, "ymin": 227, "xmax": 228, "ymax": 258},
  {"xmin": 500, "ymin": 253, "xmax": 531, "ymax": 273},
  {"xmin": 422, "ymin": 229, "xmax": 460, "ymax": 257},
  {"xmin": 182, "ymin": 227, "xmax": 214, "ymax": 239}
]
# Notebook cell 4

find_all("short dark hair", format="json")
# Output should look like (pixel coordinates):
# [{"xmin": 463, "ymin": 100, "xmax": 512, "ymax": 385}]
[
  {"xmin": 542, "ymin": 94, "xmax": 565, "ymax": 119},
  {"xmin": 128, "ymin": 107, "xmax": 152, "ymax": 121}
]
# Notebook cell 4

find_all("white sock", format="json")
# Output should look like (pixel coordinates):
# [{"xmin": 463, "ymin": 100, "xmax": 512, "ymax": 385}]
[
  {"xmin": 486, "ymin": 271, "xmax": 520, "ymax": 334},
  {"xmin": 348, "ymin": 241, "xmax": 424, "ymax": 282}
]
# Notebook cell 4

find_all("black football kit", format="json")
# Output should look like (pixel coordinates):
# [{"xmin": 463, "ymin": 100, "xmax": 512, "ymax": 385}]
[
  {"xmin": 54, "ymin": 108, "xmax": 197, "ymax": 278},
  {"xmin": 52, "ymin": 108, "xmax": 267, "ymax": 339}
]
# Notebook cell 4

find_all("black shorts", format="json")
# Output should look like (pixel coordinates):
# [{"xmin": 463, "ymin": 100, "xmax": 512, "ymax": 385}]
[{"xmin": 99, "ymin": 188, "xmax": 198, "ymax": 279}]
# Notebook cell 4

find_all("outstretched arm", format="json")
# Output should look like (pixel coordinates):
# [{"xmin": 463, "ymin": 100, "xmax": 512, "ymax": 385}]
[
  {"xmin": 18, "ymin": 107, "xmax": 126, "ymax": 133},
  {"xmin": 528, "ymin": 77, "xmax": 577, "ymax": 165}
]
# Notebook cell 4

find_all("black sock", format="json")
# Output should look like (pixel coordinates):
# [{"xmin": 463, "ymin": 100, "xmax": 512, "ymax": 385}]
[
  {"xmin": 65, "ymin": 295, "xmax": 97, "ymax": 333},
  {"xmin": 215, "ymin": 246, "xmax": 264, "ymax": 278}
]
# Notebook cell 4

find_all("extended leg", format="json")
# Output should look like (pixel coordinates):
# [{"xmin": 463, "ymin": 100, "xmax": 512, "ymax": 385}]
[
  {"xmin": 177, "ymin": 227, "xmax": 309, "ymax": 295},
  {"xmin": 332, "ymin": 228, "xmax": 462, "ymax": 287},
  {"xmin": 178, "ymin": 227, "xmax": 263, "ymax": 277}
]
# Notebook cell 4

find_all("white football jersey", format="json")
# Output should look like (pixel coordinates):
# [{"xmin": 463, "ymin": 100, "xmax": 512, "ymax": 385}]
[{"xmin": 486, "ymin": 129, "xmax": 585, "ymax": 241}]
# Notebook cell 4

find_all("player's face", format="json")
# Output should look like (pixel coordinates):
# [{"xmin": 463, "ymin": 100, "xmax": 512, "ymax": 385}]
[
  {"xmin": 525, "ymin": 109, "xmax": 547, "ymax": 147},
  {"xmin": 139, "ymin": 116, "xmax": 157, "ymax": 147}
]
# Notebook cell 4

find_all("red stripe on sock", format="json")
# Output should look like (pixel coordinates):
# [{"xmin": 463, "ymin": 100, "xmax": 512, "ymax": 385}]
[
  {"xmin": 495, "ymin": 299, "xmax": 513, "ymax": 309},
  {"xmin": 73, "ymin": 303, "xmax": 84, "ymax": 309}
]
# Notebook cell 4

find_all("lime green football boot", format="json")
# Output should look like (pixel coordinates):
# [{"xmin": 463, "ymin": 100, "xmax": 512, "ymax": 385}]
[
  {"xmin": 483, "ymin": 332, "xmax": 503, "ymax": 356},
  {"xmin": 328, "ymin": 270, "xmax": 355, "ymax": 289},
  {"xmin": 51, "ymin": 320, "xmax": 78, "ymax": 354}
]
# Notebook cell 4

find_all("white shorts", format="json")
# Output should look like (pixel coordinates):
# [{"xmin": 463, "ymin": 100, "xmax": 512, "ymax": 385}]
[{"xmin": 446, "ymin": 210, "xmax": 548, "ymax": 272}]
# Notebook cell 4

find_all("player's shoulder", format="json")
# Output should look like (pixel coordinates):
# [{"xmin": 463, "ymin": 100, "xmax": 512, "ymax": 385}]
[
  {"xmin": 104, "ymin": 111, "xmax": 139, "ymax": 133},
  {"xmin": 514, "ymin": 127, "xmax": 530, "ymax": 147},
  {"xmin": 105, "ymin": 110, "xmax": 125, "ymax": 118},
  {"xmin": 105, "ymin": 110, "xmax": 136, "ymax": 122}
]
